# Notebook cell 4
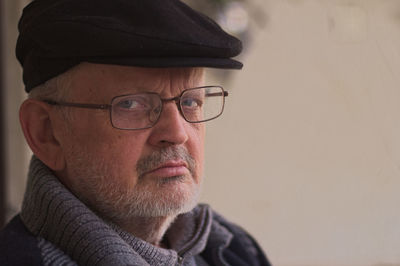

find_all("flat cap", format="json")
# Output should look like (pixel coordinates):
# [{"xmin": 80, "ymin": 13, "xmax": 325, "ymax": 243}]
[{"xmin": 16, "ymin": 0, "xmax": 243, "ymax": 92}]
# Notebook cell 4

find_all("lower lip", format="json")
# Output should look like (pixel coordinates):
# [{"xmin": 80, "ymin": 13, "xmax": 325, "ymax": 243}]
[{"xmin": 146, "ymin": 166, "xmax": 189, "ymax": 178}]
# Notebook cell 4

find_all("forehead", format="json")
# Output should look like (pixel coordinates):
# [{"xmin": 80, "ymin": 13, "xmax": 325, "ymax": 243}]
[{"xmin": 66, "ymin": 63, "xmax": 205, "ymax": 100}]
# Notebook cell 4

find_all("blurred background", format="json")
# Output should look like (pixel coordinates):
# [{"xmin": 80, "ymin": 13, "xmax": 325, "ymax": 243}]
[{"xmin": 1, "ymin": 0, "xmax": 400, "ymax": 265}]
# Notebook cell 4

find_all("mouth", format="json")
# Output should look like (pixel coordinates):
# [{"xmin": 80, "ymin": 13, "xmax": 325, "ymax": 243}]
[{"xmin": 144, "ymin": 160, "xmax": 189, "ymax": 178}]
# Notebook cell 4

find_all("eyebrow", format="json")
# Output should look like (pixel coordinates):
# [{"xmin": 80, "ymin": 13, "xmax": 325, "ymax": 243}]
[
  {"xmin": 113, "ymin": 85, "xmax": 201, "ymax": 97},
  {"xmin": 114, "ymin": 86, "xmax": 147, "ymax": 93}
]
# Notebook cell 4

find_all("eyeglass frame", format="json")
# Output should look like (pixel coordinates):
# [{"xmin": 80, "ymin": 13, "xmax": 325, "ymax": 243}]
[{"xmin": 43, "ymin": 86, "xmax": 229, "ymax": 130}]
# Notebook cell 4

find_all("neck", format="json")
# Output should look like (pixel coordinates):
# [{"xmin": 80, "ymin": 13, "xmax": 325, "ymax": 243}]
[{"xmin": 117, "ymin": 215, "xmax": 177, "ymax": 247}]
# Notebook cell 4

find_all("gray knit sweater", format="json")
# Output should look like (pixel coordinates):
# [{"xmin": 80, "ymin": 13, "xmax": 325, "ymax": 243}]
[{"xmin": 20, "ymin": 156, "xmax": 232, "ymax": 266}]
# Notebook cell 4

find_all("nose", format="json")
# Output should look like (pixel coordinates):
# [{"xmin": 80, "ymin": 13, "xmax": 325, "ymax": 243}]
[{"xmin": 147, "ymin": 101, "xmax": 189, "ymax": 147}]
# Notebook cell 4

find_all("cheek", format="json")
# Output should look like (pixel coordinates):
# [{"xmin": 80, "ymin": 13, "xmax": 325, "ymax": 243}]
[
  {"xmin": 188, "ymin": 124, "xmax": 205, "ymax": 178},
  {"xmin": 68, "ymin": 110, "xmax": 145, "ymax": 155},
  {"xmin": 97, "ymin": 134, "xmax": 149, "ymax": 171},
  {"xmin": 65, "ymin": 119, "xmax": 148, "ymax": 175}
]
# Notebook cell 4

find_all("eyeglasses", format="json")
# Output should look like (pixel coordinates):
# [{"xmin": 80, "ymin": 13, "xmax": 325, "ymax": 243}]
[{"xmin": 44, "ymin": 86, "xmax": 228, "ymax": 130}]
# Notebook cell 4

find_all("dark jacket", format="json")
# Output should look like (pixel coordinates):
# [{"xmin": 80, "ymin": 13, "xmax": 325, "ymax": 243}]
[{"xmin": 0, "ymin": 215, "xmax": 271, "ymax": 266}]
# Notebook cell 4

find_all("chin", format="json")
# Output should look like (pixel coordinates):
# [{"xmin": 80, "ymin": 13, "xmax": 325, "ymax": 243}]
[{"xmin": 86, "ymin": 178, "xmax": 202, "ymax": 220}]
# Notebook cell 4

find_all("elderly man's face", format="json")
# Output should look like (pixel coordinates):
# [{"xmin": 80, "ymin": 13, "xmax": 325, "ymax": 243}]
[{"xmin": 55, "ymin": 63, "xmax": 205, "ymax": 222}]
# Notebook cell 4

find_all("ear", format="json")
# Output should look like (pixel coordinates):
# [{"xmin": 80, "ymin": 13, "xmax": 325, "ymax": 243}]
[{"xmin": 19, "ymin": 99, "xmax": 66, "ymax": 171}]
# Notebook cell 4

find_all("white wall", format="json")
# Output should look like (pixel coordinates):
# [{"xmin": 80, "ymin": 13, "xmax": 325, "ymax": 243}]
[
  {"xmin": 202, "ymin": 1, "xmax": 400, "ymax": 265},
  {"xmin": 4, "ymin": 0, "xmax": 400, "ymax": 265}
]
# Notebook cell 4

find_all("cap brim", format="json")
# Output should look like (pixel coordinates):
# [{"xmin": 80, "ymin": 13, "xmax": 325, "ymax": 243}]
[{"xmin": 86, "ymin": 56, "xmax": 243, "ymax": 70}]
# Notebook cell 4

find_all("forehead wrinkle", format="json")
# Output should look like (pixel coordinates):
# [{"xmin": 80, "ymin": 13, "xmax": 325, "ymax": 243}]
[
  {"xmin": 70, "ymin": 65, "xmax": 205, "ymax": 101},
  {"xmin": 162, "ymin": 68, "xmax": 204, "ymax": 96}
]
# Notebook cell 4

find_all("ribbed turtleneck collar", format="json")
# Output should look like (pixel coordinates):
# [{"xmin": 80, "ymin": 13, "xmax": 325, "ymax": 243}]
[{"xmin": 20, "ymin": 156, "xmax": 213, "ymax": 266}]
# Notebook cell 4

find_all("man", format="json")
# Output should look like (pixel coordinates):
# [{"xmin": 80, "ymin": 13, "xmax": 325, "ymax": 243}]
[{"xmin": 0, "ymin": 0, "xmax": 270, "ymax": 265}]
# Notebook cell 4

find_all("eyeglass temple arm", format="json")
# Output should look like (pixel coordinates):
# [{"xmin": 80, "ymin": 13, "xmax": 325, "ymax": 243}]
[
  {"xmin": 205, "ymin": 91, "xmax": 229, "ymax": 97},
  {"xmin": 44, "ymin": 100, "xmax": 110, "ymax": 110}
]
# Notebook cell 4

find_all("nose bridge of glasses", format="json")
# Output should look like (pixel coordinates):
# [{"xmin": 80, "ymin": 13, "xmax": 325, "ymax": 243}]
[
  {"xmin": 161, "ymin": 95, "xmax": 180, "ymax": 104},
  {"xmin": 159, "ymin": 95, "xmax": 185, "ymax": 119},
  {"xmin": 161, "ymin": 95, "xmax": 181, "ymax": 109}
]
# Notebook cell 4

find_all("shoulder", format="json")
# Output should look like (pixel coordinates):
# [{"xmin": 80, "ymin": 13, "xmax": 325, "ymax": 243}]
[
  {"xmin": 0, "ymin": 215, "xmax": 43, "ymax": 266},
  {"xmin": 204, "ymin": 206, "xmax": 272, "ymax": 266}
]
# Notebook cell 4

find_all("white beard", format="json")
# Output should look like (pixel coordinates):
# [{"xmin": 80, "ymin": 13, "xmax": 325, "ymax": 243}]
[{"xmin": 65, "ymin": 145, "xmax": 202, "ymax": 222}]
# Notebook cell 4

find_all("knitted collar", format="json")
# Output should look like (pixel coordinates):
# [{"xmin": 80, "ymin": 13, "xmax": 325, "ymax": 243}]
[{"xmin": 20, "ymin": 156, "xmax": 212, "ymax": 266}]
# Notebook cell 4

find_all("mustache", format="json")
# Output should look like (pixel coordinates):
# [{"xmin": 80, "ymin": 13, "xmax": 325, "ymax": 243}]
[{"xmin": 136, "ymin": 146, "xmax": 196, "ymax": 178}]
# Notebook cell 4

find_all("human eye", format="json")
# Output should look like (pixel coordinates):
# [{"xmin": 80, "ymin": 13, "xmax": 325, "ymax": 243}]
[
  {"xmin": 117, "ymin": 99, "xmax": 139, "ymax": 109},
  {"xmin": 114, "ymin": 95, "xmax": 150, "ymax": 111},
  {"xmin": 181, "ymin": 89, "xmax": 204, "ymax": 110},
  {"xmin": 181, "ymin": 97, "xmax": 202, "ymax": 108}
]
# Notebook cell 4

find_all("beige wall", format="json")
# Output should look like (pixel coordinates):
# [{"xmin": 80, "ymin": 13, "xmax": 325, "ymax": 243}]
[
  {"xmin": 3, "ymin": 0, "xmax": 400, "ymax": 265},
  {"xmin": 3, "ymin": 0, "xmax": 30, "ymax": 219},
  {"xmin": 202, "ymin": 0, "xmax": 400, "ymax": 265}
]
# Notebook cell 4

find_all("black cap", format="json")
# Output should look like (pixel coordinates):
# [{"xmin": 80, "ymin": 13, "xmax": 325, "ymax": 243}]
[{"xmin": 16, "ymin": 0, "xmax": 243, "ymax": 92}]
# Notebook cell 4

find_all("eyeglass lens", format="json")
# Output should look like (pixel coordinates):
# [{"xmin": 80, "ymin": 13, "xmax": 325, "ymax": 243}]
[{"xmin": 110, "ymin": 86, "xmax": 225, "ymax": 130}]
